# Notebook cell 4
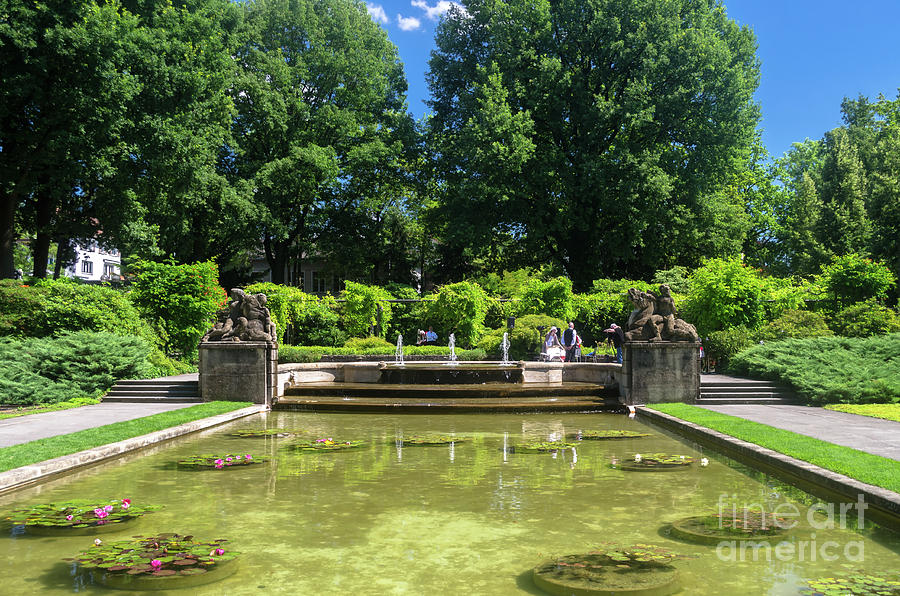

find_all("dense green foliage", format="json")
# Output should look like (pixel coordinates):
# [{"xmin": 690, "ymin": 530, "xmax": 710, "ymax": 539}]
[
  {"xmin": 648, "ymin": 404, "xmax": 900, "ymax": 492},
  {"xmin": 681, "ymin": 258, "xmax": 768, "ymax": 335},
  {"xmin": 754, "ymin": 309, "xmax": 833, "ymax": 342},
  {"xmin": 425, "ymin": 281, "xmax": 489, "ymax": 347},
  {"xmin": 0, "ymin": 278, "xmax": 152, "ymax": 340},
  {"xmin": 819, "ymin": 253, "xmax": 896, "ymax": 305},
  {"xmin": 129, "ymin": 260, "xmax": 226, "ymax": 358},
  {"xmin": 245, "ymin": 282, "xmax": 344, "ymax": 346},
  {"xmin": 478, "ymin": 314, "xmax": 565, "ymax": 360},
  {"xmin": 0, "ymin": 332, "xmax": 153, "ymax": 405},
  {"xmin": 516, "ymin": 277, "xmax": 574, "ymax": 321},
  {"xmin": 830, "ymin": 299, "xmax": 900, "ymax": 337},
  {"xmin": 703, "ymin": 326, "xmax": 754, "ymax": 366},
  {"xmin": 341, "ymin": 281, "xmax": 393, "ymax": 338},
  {"xmin": 0, "ymin": 401, "xmax": 252, "ymax": 473},
  {"xmin": 427, "ymin": 0, "xmax": 760, "ymax": 288},
  {"xmin": 278, "ymin": 344, "xmax": 485, "ymax": 363},
  {"xmin": 728, "ymin": 334, "xmax": 900, "ymax": 403}
]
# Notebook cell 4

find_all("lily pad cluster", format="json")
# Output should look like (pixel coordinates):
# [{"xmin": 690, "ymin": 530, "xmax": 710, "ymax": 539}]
[
  {"xmin": 292, "ymin": 438, "xmax": 365, "ymax": 452},
  {"xmin": 800, "ymin": 574, "xmax": 900, "ymax": 595},
  {"xmin": 177, "ymin": 454, "xmax": 265, "ymax": 469},
  {"xmin": 400, "ymin": 435, "xmax": 468, "ymax": 446},
  {"xmin": 570, "ymin": 430, "xmax": 652, "ymax": 440},
  {"xmin": 5, "ymin": 499, "xmax": 159, "ymax": 530},
  {"xmin": 71, "ymin": 533, "xmax": 238, "ymax": 584},
  {"xmin": 509, "ymin": 441, "xmax": 577, "ymax": 453},
  {"xmin": 533, "ymin": 544, "xmax": 691, "ymax": 596},
  {"xmin": 619, "ymin": 453, "xmax": 694, "ymax": 470},
  {"xmin": 707, "ymin": 509, "xmax": 790, "ymax": 535},
  {"xmin": 227, "ymin": 429, "xmax": 300, "ymax": 438}
]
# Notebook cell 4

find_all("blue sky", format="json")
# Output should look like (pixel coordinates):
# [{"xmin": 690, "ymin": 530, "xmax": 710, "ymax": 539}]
[{"xmin": 365, "ymin": 0, "xmax": 900, "ymax": 160}]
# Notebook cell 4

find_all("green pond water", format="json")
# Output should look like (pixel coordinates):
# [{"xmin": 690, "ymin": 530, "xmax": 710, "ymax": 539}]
[{"xmin": 1, "ymin": 411, "xmax": 899, "ymax": 595}]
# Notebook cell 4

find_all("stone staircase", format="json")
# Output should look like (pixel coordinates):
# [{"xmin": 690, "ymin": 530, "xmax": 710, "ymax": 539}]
[
  {"xmin": 103, "ymin": 379, "xmax": 202, "ymax": 403},
  {"xmin": 697, "ymin": 375, "xmax": 800, "ymax": 405}
]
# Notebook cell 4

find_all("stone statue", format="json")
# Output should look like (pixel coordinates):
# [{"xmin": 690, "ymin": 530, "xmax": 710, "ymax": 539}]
[
  {"xmin": 624, "ymin": 284, "xmax": 698, "ymax": 342},
  {"xmin": 202, "ymin": 289, "xmax": 277, "ymax": 343}
]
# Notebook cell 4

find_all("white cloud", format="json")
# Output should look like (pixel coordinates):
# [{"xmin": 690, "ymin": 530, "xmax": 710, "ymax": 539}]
[
  {"xmin": 396, "ymin": 14, "xmax": 421, "ymax": 31},
  {"xmin": 411, "ymin": 0, "xmax": 462, "ymax": 20},
  {"xmin": 366, "ymin": 3, "xmax": 388, "ymax": 24}
]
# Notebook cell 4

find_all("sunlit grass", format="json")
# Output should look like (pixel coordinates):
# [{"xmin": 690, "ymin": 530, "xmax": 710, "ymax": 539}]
[
  {"xmin": 0, "ymin": 401, "xmax": 252, "ymax": 473},
  {"xmin": 647, "ymin": 403, "xmax": 900, "ymax": 493}
]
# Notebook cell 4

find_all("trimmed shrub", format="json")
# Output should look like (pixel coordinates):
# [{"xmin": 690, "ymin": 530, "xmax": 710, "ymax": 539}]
[
  {"xmin": 754, "ymin": 309, "xmax": 833, "ymax": 342},
  {"xmin": 0, "ymin": 332, "xmax": 153, "ymax": 405},
  {"xmin": 728, "ymin": 335, "xmax": 900, "ymax": 404},
  {"xmin": 830, "ymin": 299, "xmax": 900, "ymax": 337},
  {"xmin": 245, "ymin": 282, "xmax": 344, "ymax": 346},
  {"xmin": 820, "ymin": 254, "xmax": 896, "ymax": 306},
  {"xmin": 278, "ymin": 344, "xmax": 485, "ymax": 363},
  {"xmin": 344, "ymin": 336, "xmax": 394, "ymax": 351},
  {"xmin": 129, "ymin": 260, "xmax": 226, "ymax": 358},
  {"xmin": 341, "ymin": 281, "xmax": 393, "ymax": 338},
  {"xmin": 425, "ymin": 281, "xmax": 489, "ymax": 348},
  {"xmin": 703, "ymin": 326, "xmax": 754, "ymax": 367}
]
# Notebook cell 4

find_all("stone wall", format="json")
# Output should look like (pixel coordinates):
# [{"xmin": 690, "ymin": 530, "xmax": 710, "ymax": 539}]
[
  {"xmin": 620, "ymin": 342, "xmax": 700, "ymax": 405},
  {"xmin": 199, "ymin": 342, "xmax": 278, "ymax": 405}
]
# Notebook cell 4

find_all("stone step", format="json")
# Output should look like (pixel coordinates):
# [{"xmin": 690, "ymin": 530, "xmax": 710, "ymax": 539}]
[
  {"xmin": 284, "ymin": 382, "xmax": 608, "ymax": 400},
  {"xmin": 102, "ymin": 395, "xmax": 202, "ymax": 403},
  {"xmin": 115, "ymin": 380, "xmax": 199, "ymax": 388},
  {"xmin": 696, "ymin": 396, "xmax": 800, "ymax": 405},
  {"xmin": 700, "ymin": 390, "xmax": 792, "ymax": 399},
  {"xmin": 275, "ymin": 395, "xmax": 621, "ymax": 413},
  {"xmin": 105, "ymin": 389, "xmax": 199, "ymax": 397},
  {"xmin": 700, "ymin": 383, "xmax": 782, "ymax": 392}
]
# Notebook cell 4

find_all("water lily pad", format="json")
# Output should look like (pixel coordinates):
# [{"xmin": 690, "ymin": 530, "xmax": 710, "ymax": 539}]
[
  {"xmin": 508, "ymin": 441, "xmax": 577, "ymax": 453},
  {"xmin": 291, "ymin": 439, "xmax": 365, "ymax": 452},
  {"xmin": 569, "ymin": 430, "xmax": 653, "ymax": 440},
  {"xmin": 176, "ymin": 454, "xmax": 267, "ymax": 469},
  {"xmin": 4, "ymin": 498, "xmax": 160, "ymax": 535}
]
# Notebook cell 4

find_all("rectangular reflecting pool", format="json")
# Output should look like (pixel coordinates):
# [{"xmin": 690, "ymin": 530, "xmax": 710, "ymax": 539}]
[{"xmin": 1, "ymin": 412, "xmax": 898, "ymax": 594}]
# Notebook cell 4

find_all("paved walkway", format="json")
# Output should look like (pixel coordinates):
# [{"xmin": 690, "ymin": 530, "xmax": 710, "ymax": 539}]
[
  {"xmin": 0, "ymin": 403, "xmax": 198, "ymax": 448},
  {"xmin": 696, "ymin": 404, "xmax": 900, "ymax": 461}
]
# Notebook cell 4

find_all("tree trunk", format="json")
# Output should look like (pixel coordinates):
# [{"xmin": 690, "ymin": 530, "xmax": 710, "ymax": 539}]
[
  {"xmin": 0, "ymin": 192, "xmax": 16, "ymax": 279},
  {"xmin": 53, "ymin": 239, "xmax": 69, "ymax": 278},
  {"xmin": 31, "ymin": 187, "xmax": 56, "ymax": 278},
  {"xmin": 264, "ymin": 235, "xmax": 289, "ymax": 284}
]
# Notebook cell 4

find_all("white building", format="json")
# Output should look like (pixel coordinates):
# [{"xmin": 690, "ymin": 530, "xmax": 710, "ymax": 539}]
[{"xmin": 67, "ymin": 241, "xmax": 122, "ymax": 282}]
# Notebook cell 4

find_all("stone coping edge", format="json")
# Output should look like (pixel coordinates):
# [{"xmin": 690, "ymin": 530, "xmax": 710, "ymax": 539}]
[
  {"xmin": 0, "ymin": 406, "xmax": 263, "ymax": 495},
  {"xmin": 637, "ymin": 406, "xmax": 900, "ymax": 533}
]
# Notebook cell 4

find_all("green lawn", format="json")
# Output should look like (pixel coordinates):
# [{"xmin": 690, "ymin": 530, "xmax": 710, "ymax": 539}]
[
  {"xmin": 646, "ymin": 403, "xmax": 900, "ymax": 493},
  {"xmin": 824, "ymin": 403, "xmax": 900, "ymax": 423},
  {"xmin": 0, "ymin": 401, "xmax": 253, "ymax": 473}
]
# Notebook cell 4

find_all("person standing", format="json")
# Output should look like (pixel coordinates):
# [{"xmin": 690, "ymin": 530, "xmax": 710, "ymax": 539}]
[
  {"xmin": 604, "ymin": 323, "xmax": 625, "ymax": 364},
  {"xmin": 562, "ymin": 321, "xmax": 579, "ymax": 362}
]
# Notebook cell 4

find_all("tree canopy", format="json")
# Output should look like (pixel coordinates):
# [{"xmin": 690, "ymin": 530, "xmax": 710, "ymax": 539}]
[{"xmin": 426, "ymin": 0, "xmax": 761, "ymax": 290}]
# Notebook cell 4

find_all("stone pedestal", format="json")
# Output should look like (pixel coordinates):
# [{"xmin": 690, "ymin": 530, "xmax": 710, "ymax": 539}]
[
  {"xmin": 620, "ymin": 341, "xmax": 700, "ymax": 406},
  {"xmin": 199, "ymin": 341, "xmax": 278, "ymax": 405}
]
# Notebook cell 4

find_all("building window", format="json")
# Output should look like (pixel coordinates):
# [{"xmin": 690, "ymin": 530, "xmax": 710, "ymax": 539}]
[
  {"xmin": 81, "ymin": 260, "xmax": 93, "ymax": 274},
  {"xmin": 104, "ymin": 263, "xmax": 117, "ymax": 278},
  {"xmin": 311, "ymin": 271, "xmax": 329, "ymax": 294}
]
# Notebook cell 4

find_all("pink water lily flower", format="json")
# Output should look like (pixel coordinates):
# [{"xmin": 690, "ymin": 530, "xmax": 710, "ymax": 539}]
[
  {"xmin": 122, "ymin": 498, "xmax": 131, "ymax": 506},
  {"xmin": 150, "ymin": 559, "xmax": 162, "ymax": 569},
  {"xmin": 96, "ymin": 510, "xmax": 109, "ymax": 519},
  {"xmin": 209, "ymin": 548, "xmax": 225, "ymax": 556},
  {"xmin": 225, "ymin": 457, "xmax": 233, "ymax": 463},
  {"xmin": 244, "ymin": 454, "xmax": 252, "ymax": 460},
  {"xmin": 65, "ymin": 515, "xmax": 73, "ymax": 521},
  {"xmin": 121, "ymin": 502, "xmax": 130, "ymax": 510},
  {"xmin": 103, "ymin": 505, "xmax": 114, "ymax": 513}
]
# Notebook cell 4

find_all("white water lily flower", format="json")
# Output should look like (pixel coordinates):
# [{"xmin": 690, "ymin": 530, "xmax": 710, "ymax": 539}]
[
  {"xmin": 700, "ymin": 458, "xmax": 709, "ymax": 467},
  {"xmin": 634, "ymin": 454, "xmax": 642, "ymax": 462},
  {"xmin": 94, "ymin": 539, "xmax": 102, "ymax": 546}
]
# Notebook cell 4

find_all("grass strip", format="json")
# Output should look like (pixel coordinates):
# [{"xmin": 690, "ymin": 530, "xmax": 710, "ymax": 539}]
[
  {"xmin": 0, "ymin": 397, "xmax": 102, "ymax": 421},
  {"xmin": 647, "ymin": 403, "xmax": 900, "ymax": 493},
  {"xmin": 824, "ymin": 403, "xmax": 900, "ymax": 423},
  {"xmin": 0, "ymin": 401, "xmax": 252, "ymax": 473}
]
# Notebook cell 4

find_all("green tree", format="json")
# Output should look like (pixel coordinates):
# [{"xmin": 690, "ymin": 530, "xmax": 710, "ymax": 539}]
[
  {"xmin": 229, "ymin": 0, "xmax": 410, "ymax": 284},
  {"xmin": 817, "ymin": 127, "xmax": 871, "ymax": 257},
  {"xmin": 129, "ymin": 260, "xmax": 226, "ymax": 358},
  {"xmin": 0, "ymin": 1, "xmax": 141, "ymax": 278},
  {"xmin": 427, "ymin": 0, "xmax": 760, "ymax": 290}
]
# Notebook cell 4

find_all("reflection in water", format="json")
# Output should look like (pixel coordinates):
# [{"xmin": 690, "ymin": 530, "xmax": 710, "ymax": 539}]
[{"xmin": 0, "ymin": 411, "xmax": 897, "ymax": 595}]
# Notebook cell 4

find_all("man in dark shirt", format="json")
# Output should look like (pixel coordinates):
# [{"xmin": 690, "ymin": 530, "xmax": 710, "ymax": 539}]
[
  {"xmin": 604, "ymin": 323, "xmax": 625, "ymax": 364},
  {"xmin": 562, "ymin": 321, "xmax": 579, "ymax": 362}
]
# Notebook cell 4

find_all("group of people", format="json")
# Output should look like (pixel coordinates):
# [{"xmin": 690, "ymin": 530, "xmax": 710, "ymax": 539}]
[
  {"xmin": 543, "ymin": 321, "xmax": 624, "ymax": 364},
  {"xmin": 416, "ymin": 326, "xmax": 438, "ymax": 346}
]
